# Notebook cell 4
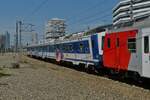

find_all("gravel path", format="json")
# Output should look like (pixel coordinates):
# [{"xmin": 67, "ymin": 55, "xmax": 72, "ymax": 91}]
[{"xmin": 0, "ymin": 54, "xmax": 149, "ymax": 100}]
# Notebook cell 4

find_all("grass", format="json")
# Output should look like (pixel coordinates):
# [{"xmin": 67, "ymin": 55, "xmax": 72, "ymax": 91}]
[
  {"xmin": 0, "ymin": 68, "xmax": 11, "ymax": 78},
  {"xmin": 0, "ymin": 67, "xmax": 3, "ymax": 70},
  {"xmin": 0, "ymin": 73, "xmax": 11, "ymax": 77}
]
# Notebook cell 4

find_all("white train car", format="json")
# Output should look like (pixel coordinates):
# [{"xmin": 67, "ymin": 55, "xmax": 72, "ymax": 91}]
[{"xmin": 27, "ymin": 32, "xmax": 106, "ymax": 69}]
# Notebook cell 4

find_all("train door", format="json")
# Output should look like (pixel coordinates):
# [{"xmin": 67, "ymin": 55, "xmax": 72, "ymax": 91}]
[
  {"xmin": 103, "ymin": 33, "xmax": 117, "ymax": 69},
  {"xmin": 97, "ymin": 32, "xmax": 106, "ymax": 61},
  {"xmin": 142, "ymin": 28, "xmax": 150, "ymax": 78},
  {"xmin": 91, "ymin": 34, "xmax": 99, "ymax": 60}
]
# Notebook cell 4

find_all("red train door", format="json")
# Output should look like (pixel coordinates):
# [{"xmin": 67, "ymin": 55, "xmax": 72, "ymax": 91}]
[
  {"xmin": 103, "ymin": 33, "xmax": 122, "ymax": 70},
  {"xmin": 103, "ymin": 33, "xmax": 117, "ymax": 69}
]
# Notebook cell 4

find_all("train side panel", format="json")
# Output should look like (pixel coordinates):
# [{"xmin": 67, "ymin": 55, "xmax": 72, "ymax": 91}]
[
  {"xmin": 141, "ymin": 27, "xmax": 150, "ymax": 78},
  {"xmin": 61, "ymin": 39, "xmax": 94, "ymax": 65}
]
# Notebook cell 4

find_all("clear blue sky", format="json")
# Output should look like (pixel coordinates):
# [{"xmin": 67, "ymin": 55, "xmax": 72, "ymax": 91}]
[{"xmin": 0, "ymin": 0, "xmax": 119, "ymax": 44}]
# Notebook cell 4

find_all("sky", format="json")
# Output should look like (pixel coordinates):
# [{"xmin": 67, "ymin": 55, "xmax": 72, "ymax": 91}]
[{"xmin": 0, "ymin": 0, "xmax": 119, "ymax": 44}]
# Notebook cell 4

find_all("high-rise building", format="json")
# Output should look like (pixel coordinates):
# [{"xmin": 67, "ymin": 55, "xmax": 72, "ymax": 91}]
[
  {"xmin": 113, "ymin": 0, "xmax": 150, "ymax": 26},
  {"xmin": 0, "ymin": 34, "xmax": 6, "ymax": 51},
  {"xmin": 14, "ymin": 33, "xmax": 18, "ymax": 52},
  {"xmin": 31, "ymin": 32, "xmax": 38, "ymax": 44},
  {"xmin": 45, "ymin": 18, "xmax": 66, "ymax": 41},
  {"xmin": 0, "ymin": 32, "xmax": 10, "ymax": 51},
  {"xmin": 5, "ymin": 31, "xmax": 10, "ymax": 49}
]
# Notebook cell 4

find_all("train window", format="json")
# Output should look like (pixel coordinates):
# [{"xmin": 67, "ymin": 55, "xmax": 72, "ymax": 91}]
[
  {"xmin": 69, "ymin": 44, "xmax": 73, "ymax": 52},
  {"xmin": 51, "ymin": 46, "xmax": 53, "ymax": 51},
  {"xmin": 54, "ymin": 45, "xmax": 56, "ymax": 51},
  {"xmin": 128, "ymin": 38, "xmax": 136, "ymax": 53},
  {"xmin": 66, "ymin": 45, "xmax": 69, "ymax": 52},
  {"xmin": 107, "ymin": 38, "xmax": 111, "ymax": 48},
  {"xmin": 92, "ymin": 40, "xmax": 95, "ymax": 48},
  {"xmin": 57, "ymin": 45, "xmax": 60, "ymax": 49},
  {"xmin": 144, "ymin": 36, "xmax": 149, "ymax": 53},
  {"xmin": 117, "ymin": 38, "xmax": 119, "ymax": 47},
  {"xmin": 65, "ymin": 44, "xmax": 70, "ymax": 52},
  {"xmin": 101, "ymin": 36, "xmax": 105, "ymax": 50},
  {"xmin": 62, "ymin": 44, "xmax": 65, "ymax": 51},
  {"xmin": 85, "ymin": 47, "xmax": 89, "ymax": 53},
  {"xmin": 64, "ymin": 45, "xmax": 68, "ymax": 51},
  {"xmin": 67, "ymin": 45, "xmax": 70, "ymax": 51},
  {"xmin": 80, "ymin": 43, "xmax": 84, "ymax": 52}
]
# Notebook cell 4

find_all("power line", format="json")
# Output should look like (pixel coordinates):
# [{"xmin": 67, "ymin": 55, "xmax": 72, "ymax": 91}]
[
  {"xmin": 68, "ymin": 8, "xmax": 113, "ymax": 27},
  {"xmin": 67, "ymin": 10, "xmax": 113, "ymax": 33},
  {"xmin": 66, "ymin": 3, "xmax": 115, "ymax": 33},
  {"xmin": 66, "ymin": 0, "xmax": 120, "ymax": 33},
  {"xmin": 68, "ymin": 13, "xmax": 112, "ymax": 33},
  {"xmin": 31, "ymin": 0, "xmax": 49, "ymax": 15},
  {"xmin": 22, "ymin": 0, "xmax": 49, "ymax": 42},
  {"xmin": 70, "ymin": 8, "xmax": 113, "ymax": 25},
  {"xmin": 82, "ymin": 13, "xmax": 112, "ymax": 25},
  {"xmin": 67, "ymin": 0, "xmax": 119, "ymax": 24},
  {"xmin": 67, "ymin": 0, "xmax": 106, "ymax": 21},
  {"xmin": 26, "ymin": 0, "xmax": 116, "ymax": 34}
]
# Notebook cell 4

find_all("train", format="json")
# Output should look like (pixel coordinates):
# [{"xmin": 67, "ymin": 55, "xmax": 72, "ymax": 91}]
[{"xmin": 26, "ymin": 25, "xmax": 150, "ymax": 80}]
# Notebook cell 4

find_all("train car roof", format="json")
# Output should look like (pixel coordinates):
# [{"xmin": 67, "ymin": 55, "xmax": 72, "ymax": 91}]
[{"xmin": 27, "ymin": 32, "xmax": 104, "ymax": 48}]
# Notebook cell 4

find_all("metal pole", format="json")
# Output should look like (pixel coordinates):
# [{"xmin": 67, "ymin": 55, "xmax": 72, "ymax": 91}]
[
  {"xmin": 15, "ymin": 21, "xmax": 19, "ymax": 63},
  {"xmin": 16, "ymin": 21, "xmax": 35, "ymax": 59},
  {"xmin": 19, "ymin": 21, "xmax": 22, "ymax": 50},
  {"xmin": 19, "ymin": 21, "xmax": 22, "ymax": 62},
  {"xmin": 16, "ymin": 21, "xmax": 18, "ymax": 53}
]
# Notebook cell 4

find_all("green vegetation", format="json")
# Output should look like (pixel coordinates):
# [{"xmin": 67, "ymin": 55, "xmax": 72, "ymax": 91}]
[{"xmin": 0, "ymin": 68, "xmax": 11, "ymax": 77}]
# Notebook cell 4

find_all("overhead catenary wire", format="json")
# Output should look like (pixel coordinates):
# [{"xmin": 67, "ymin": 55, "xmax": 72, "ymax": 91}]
[
  {"xmin": 26, "ymin": 0, "xmax": 117, "ymax": 33},
  {"xmin": 67, "ymin": 2, "xmax": 115, "ymax": 32},
  {"xmin": 68, "ymin": 7, "xmax": 112, "ymax": 24},
  {"xmin": 66, "ymin": 0, "xmax": 106, "ymax": 21},
  {"xmin": 28, "ymin": 0, "xmax": 114, "ymax": 25},
  {"xmin": 67, "ymin": 10, "xmax": 113, "ymax": 33},
  {"xmin": 22, "ymin": 0, "xmax": 50, "ymax": 41},
  {"xmin": 66, "ymin": 0, "xmax": 120, "ymax": 32},
  {"xmin": 15, "ymin": 0, "xmax": 50, "ymax": 50},
  {"xmin": 68, "ymin": 8, "xmax": 113, "ymax": 27},
  {"xmin": 30, "ymin": 0, "xmax": 49, "ymax": 15},
  {"xmin": 68, "ymin": 12, "xmax": 112, "ymax": 32}
]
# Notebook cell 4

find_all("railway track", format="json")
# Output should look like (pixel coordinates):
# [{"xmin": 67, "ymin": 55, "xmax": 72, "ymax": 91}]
[{"xmin": 30, "ymin": 56, "xmax": 150, "ymax": 91}]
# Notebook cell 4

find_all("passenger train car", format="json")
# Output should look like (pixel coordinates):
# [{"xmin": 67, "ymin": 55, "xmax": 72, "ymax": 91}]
[
  {"xmin": 27, "ymin": 26, "xmax": 150, "ymax": 79},
  {"xmin": 27, "ymin": 32, "xmax": 105, "ymax": 70},
  {"xmin": 103, "ymin": 27, "xmax": 150, "ymax": 79}
]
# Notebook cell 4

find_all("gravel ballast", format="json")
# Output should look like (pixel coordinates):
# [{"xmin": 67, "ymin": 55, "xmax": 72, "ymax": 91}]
[{"xmin": 0, "ymin": 54, "xmax": 149, "ymax": 100}]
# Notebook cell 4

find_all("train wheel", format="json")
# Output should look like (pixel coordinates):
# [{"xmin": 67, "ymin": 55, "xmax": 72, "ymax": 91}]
[
  {"xmin": 86, "ymin": 65, "xmax": 95, "ymax": 74},
  {"xmin": 78, "ymin": 63, "xmax": 85, "ymax": 72}
]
